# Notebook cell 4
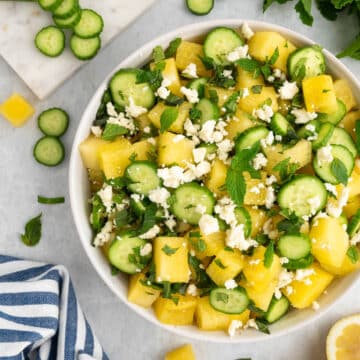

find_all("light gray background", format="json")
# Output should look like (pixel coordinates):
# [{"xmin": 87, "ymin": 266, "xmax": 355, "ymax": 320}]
[{"xmin": 1, "ymin": 1, "xmax": 360, "ymax": 359}]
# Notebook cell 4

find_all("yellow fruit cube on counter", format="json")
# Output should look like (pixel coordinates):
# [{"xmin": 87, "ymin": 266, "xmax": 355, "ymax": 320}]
[
  {"xmin": 154, "ymin": 295, "xmax": 197, "ymax": 325},
  {"xmin": 0, "ymin": 93, "xmax": 35, "ymax": 127},
  {"xmin": 165, "ymin": 344, "xmax": 196, "ymax": 360},
  {"xmin": 128, "ymin": 273, "xmax": 160, "ymax": 308}
]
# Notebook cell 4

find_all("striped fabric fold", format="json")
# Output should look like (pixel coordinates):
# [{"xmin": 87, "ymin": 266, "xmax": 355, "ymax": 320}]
[{"xmin": 0, "ymin": 255, "xmax": 108, "ymax": 360}]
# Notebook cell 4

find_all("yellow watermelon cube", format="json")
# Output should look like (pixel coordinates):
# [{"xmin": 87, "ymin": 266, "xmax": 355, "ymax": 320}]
[
  {"xmin": 205, "ymin": 159, "xmax": 228, "ymax": 197},
  {"xmin": 321, "ymin": 247, "xmax": 360, "ymax": 275},
  {"xmin": 151, "ymin": 58, "xmax": 182, "ymax": 96},
  {"xmin": 205, "ymin": 86, "xmax": 234, "ymax": 107},
  {"xmin": 245, "ymin": 206, "xmax": 267, "ymax": 238},
  {"xmin": 188, "ymin": 229, "xmax": 225, "ymax": 259},
  {"xmin": 236, "ymin": 66, "xmax": 265, "ymax": 89},
  {"xmin": 79, "ymin": 135, "xmax": 110, "ymax": 170},
  {"xmin": 226, "ymin": 109, "xmax": 256, "ymax": 140},
  {"xmin": 128, "ymin": 273, "xmax": 160, "ymax": 308},
  {"xmin": 238, "ymin": 86, "xmax": 278, "ymax": 114},
  {"xmin": 240, "ymin": 279, "xmax": 277, "ymax": 311},
  {"xmin": 334, "ymin": 79, "xmax": 357, "ymax": 111},
  {"xmin": 339, "ymin": 110, "xmax": 360, "ymax": 140},
  {"xmin": 165, "ymin": 344, "xmax": 196, "ymax": 360},
  {"xmin": 243, "ymin": 171, "xmax": 267, "ymax": 206},
  {"xmin": 0, "ymin": 93, "xmax": 35, "ymax": 127}
]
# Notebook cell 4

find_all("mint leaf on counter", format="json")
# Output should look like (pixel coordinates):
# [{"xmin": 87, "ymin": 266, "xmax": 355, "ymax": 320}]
[{"xmin": 21, "ymin": 214, "xmax": 42, "ymax": 247}]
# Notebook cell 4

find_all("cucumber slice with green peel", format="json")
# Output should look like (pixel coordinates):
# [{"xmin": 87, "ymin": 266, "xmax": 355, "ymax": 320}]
[
  {"xmin": 209, "ymin": 287, "xmax": 249, "ymax": 314},
  {"xmin": 73, "ymin": 9, "xmax": 104, "ymax": 38},
  {"xmin": 203, "ymin": 27, "xmax": 244, "ymax": 65},
  {"xmin": 53, "ymin": 10, "xmax": 81, "ymax": 28},
  {"xmin": 282, "ymin": 253, "xmax": 314, "ymax": 270},
  {"xmin": 38, "ymin": 0, "xmax": 62, "ymax": 11},
  {"xmin": 329, "ymin": 127, "xmax": 357, "ymax": 158},
  {"xmin": 170, "ymin": 182, "xmax": 215, "ymax": 225},
  {"xmin": 271, "ymin": 112, "xmax": 294, "ymax": 136},
  {"xmin": 234, "ymin": 207, "xmax": 252, "ymax": 238},
  {"xmin": 38, "ymin": 108, "xmax": 69, "ymax": 136},
  {"xmin": 317, "ymin": 99, "xmax": 346, "ymax": 125},
  {"xmin": 311, "ymin": 122, "xmax": 335, "ymax": 150},
  {"xmin": 287, "ymin": 45, "xmax": 326, "ymax": 83},
  {"xmin": 265, "ymin": 296, "xmax": 290, "ymax": 323},
  {"xmin": 277, "ymin": 234, "xmax": 311, "ymax": 260},
  {"xmin": 188, "ymin": 77, "xmax": 208, "ymax": 98},
  {"xmin": 278, "ymin": 175, "xmax": 327, "ymax": 218},
  {"xmin": 297, "ymin": 119, "xmax": 320, "ymax": 139},
  {"xmin": 195, "ymin": 98, "xmax": 220, "ymax": 124},
  {"xmin": 186, "ymin": 0, "xmax": 214, "ymax": 15},
  {"xmin": 198, "ymin": 142, "xmax": 218, "ymax": 156},
  {"xmin": 348, "ymin": 209, "xmax": 360, "ymax": 237},
  {"xmin": 130, "ymin": 197, "xmax": 147, "ymax": 216},
  {"xmin": 109, "ymin": 69, "xmax": 155, "ymax": 110},
  {"xmin": 33, "ymin": 136, "xmax": 65, "ymax": 167},
  {"xmin": 52, "ymin": 0, "xmax": 79, "ymax": 18},
  {"xmin": 313, "ymin": 144, "xmax": 354, "ymax": 184},
  {"xmin": 35, "ymin": 26, "xmax": 65, "ymax": 57},
  {"xmin": 70, "ymin": 34, "xmax": 101, "ymax": 60},
  {"xmin": 235, "ymin": 125, "xmax": 269, "ymax": 152},
  {"xmin": 108, "ymin": 236, "xmax": 150, "ymax": 274},
  {"xmin": 125, "ymin": 161, "xmax": 160, "ymax": 195}
]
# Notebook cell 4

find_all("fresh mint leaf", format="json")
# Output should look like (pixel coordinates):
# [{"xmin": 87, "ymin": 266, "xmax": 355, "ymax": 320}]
[
  {"xmin": 105, "ymin": 176, "xmax": 127, "ymax": 191},
  {"xmin": 316, "ymin": 0, "xmax": 339, "ymax": 20},
  {"xmin": 165, "ymin": 37, "xmax": 182, "ymax": 58},
  {"xmin": 337, "ymin": 35, "xmax": 360, "ymax": 60},
  {"xmin": 216, "ymin": 291, "xmax": 229, "ymax": 303},
  {"xmin": 102, "ymin": 123, "xmax": 128, "ymax": 141},
  {"xmin": 165, "ymin": 93, "xmax": 185, "ymax": 106},
  {"xmin": 236, "ymin": 58, "xmax": 261, "ymax": 74},
  {"xmin": 273, "ymin": 157, "xmax": 298, "ymax": 181},
  {"xmin": 251, "ymin": 85, "xmax": 263, "ymax": 94},
  {"xmin": 160, "ymin": 107, "xmax": 179, "ymax": 133},
  {"xmin": 20, "ymin": 214, "xmax": 42, "ymax": 247},
  {"xmin": 255, "ymin": 319, "xmax": 271, "ymax": 334},
  {"xmin": 331, "ymin": 0, "xmax": 354, "ymax": 9},
  {"xmin": 136, "ymin": 69, "xmax": 163, "ymax": 91},
  {"xmin": 200, "ymin": 56, "xmax": 215, "ymax": 70},
  {"xmin": 226, "ymin": 169, "xmax": 247, "ymax": 207},
  {"xmin": 264, "ymin": 240, "xmax": 275, "ymax": 268},
  {"xmin": 331, "ymin": 158, "xmax": 348, "ymax": 185},
  {"xmin": 223, "ymin": 91, "xmax": 240, "ymax": 115},
  {"xmin": 214, "ymin": 259, "xmax": 227, "ymax": 269},
  {"xmin": 208, "ymin": 89, "xmax": 219, "ymax": 104},
  {"xmin": 355, "ymin": 119, "xmax": 360, "ymax": 155},
  {"xmin": 162, "ymin": 244, "xmax": 179, "ymax": 256},
  {"xmin": 263, "ymin": 0, "xmax": 292, "ymax": 12},
  {"xmin": 347, "ymin": 245, "xmax": 359, "ymax": 264},
  {"xmin": 268, "ymin": 47, "xmax": 280, "ymax": 65},
  {"xmin": 152, "ymin": 45, "xmax": 165, "ymax": 63},
  {"xmin": 295, "ymin": 0, "xmax": 314, "ymax": 26},
  {"xmin": 133, "ymin": 203, "xmax": 157, "ymax": 236},
  {"xmin": 37, "ymin": 196, "xmax": 65, "ymax": 204},
  {"xmin": 90, "ymin": 195, "xmax": 106, "ymax": 232},
  {"xmin": 114, "ymin": 209, "xmax": 130, "ymax": 228},
  {"xmin": 277, "ymin": 217, "xmax": 302, "ymax": 234},
  {"xmin": 189, "ymin": 107, "xmax": 202, "ymax": 121},
  {"xmin": 128, "ymin": 246, "xmax": 150, "ymax": 268}
]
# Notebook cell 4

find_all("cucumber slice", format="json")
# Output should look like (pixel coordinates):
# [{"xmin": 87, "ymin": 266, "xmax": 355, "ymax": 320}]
[
  {"xmin": 38, "ymin": 0, "xmax": 62, "ymax": 11},
  {"xmin": 311, "ymin": 122, "xmax": 334, "ymax": 150},
  {"xmin": 170, "ymin": 182, "xmax": 215, "ymax": 225},
  {"xmin": 109, "ymin": 69, "xmax": 155, "ymax": 110},
  {"xmin": 265, "ymin": 296, "xmax": 290, "ymax": 323},
  {"xmin": 235, "ymin": 125, "xmax": 269, "ymax": 152},
  {"xmin": 195, "ymin": 98, "xmax": 220, "ymax": 125},
  {"xmin": 278, "ymin": 175, "xmax": 327, "ymax": 218},
  {"xmin": 297, "ymin": 119, "xmax": 320, "ymax": 139},
  {"xmin": 287, "ymin": 45, "xmax": 326, "ymax": 83},
  {"xmin": 313, "ymin": 145, "xmax": 354, "ymax": 184},
  {"xmin": 130, "ymin": 197, "xmax": 147, "ymax": 216},
  {"xmin": 282, "ymin": 253, "xmax": 314, "ymax": 270},
  {"xmin": 277, "ymin": 234, "xmax": 311, "ymax": 260},
  {"xmin": 33, "ymin": 136, "xmax": 65, "ymax": 167},
  {"xmin": 35, "ymin": 26, "xmax": 65, "ymax": 57},
  {"xmin": 186, "ymin": 0, "xmax": 214, "ymax": 15},
  {"xmin": 317, "ymin": 99, "xmax": 346, "ymax": 125},
  {"xmin": 38, "ymin": 108, "xmax": 69, "ymax": 136},
  {"xmin": 203, "ymin": 27, "xmax": 244, "ymax": 65},
  {"xmin": 125, "ymin": 161, "xmax": 160, "ymax": 195},
  {"xmin": 53, "ymin": 10, "xmax": 81, "ymax": 29},
  {"xmin": 188, "ymin": 77, "xmax": 208, "ymax": 98},
  {"xmin": 329, "ymin": 127, "xmax": 357, "ymax": 158},
  {"xmin": 73, "ymin": 9, "xmax": 104, "ymax": 38},
  {"xmin": 52, "ymin": 0, "xmax": 79, "ymax": 19},
  {"xmin": 198, "ymin": 142, "xmax": 218, "ymax": 156},
  {"xmin": 108, "ymin": 235, "xmax": 149, "ymax": 274},
  {"xmin": 348, "ymin": 209, "xmax": 360, "ymax": 237},
  {"xmin": 271, "ymin": 112, "xmax": 294, "ymax": 136},
  {"xmin": 209, "ymin": 287, "xmax": 249, "ymax": 314},
  {"xmin": 234, "ymin": 207, "xmax": 252, "ymax": 238},
  {"xmin": 70, "ymin": 34, "xmax": 101, "ymax": 60}
]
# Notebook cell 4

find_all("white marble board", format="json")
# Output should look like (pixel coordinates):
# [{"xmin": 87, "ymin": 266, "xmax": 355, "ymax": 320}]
[{"xmin": 0, "ymin": 0, "xmax": 155, "ymax": 99}]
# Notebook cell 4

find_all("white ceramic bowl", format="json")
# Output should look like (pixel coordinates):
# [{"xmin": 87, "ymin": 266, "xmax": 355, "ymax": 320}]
[{"xmin": 69, "ymin": 20, "xmax": 360, "ymax": 343}]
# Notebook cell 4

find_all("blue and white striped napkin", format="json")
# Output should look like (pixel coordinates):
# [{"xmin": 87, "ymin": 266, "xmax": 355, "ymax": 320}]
[{"xmin": 0, "ymin": 255, "xmax": 108, "ymax": 360}]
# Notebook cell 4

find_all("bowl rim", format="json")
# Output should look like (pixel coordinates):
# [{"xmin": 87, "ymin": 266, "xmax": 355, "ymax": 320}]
[{"xmin": 69, "ymin": 19, "xmax": 360, "ymax": 343}]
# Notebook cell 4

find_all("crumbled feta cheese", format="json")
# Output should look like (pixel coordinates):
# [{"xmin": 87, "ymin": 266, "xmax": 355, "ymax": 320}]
[
  {"xmin": 307, "ymin": 196, "xmax": 321, "ymax": 216},
  {"xmin": 184, "ymin": 118, "xmax": 200, "ymax": 137},
  {"xmin": 222, "ymin": 69, "xmax": 233, "ymax": 79},
  {"xmin": 305, "ymin": 124, "xmax": 316, "ymax": 133},
  {"xmin": 295, "ymin": 269, "xmax": 315, "ymax": 282},
  {"xmin": 106, "ymin": 102, "xmax": 118, "ymax": 117},
  {"xmin": 164, "ymin": 216, "xmax": 176, "ymax": 231},
  {"xmin": 250, "ymin": 186, "xmax": 261, "ymax": 194},
  {"xmin": 245, "ymin": 319, "xmax": 258, "ymax": 330},
  {"xmin": 275, "ymin": 269, "xmax": 294, "ymax": 299},
  {"xmin": 317, "ymin": 145, "xmax": 333, "ymax": 167},
  {"xmin": 187, "ymin": 284, "xmax": 198, "ymax": 296},
  {"xmin": 143, "ymin": 126, "xmax": 151, "ymax": 134},
  {"xmin": 226, "ymin": 45, "xmax": 249, "ymax": 62},
  {"xmin": 291, "ymin": 108, "xmax": 318, "ymax": 124},
  {"xmin": 224, "ymin": 279, "xmax": 238, "ymax": 290},
  {"xmin": 261, "ymin": 131, "xmax": 275, "ymax": 148},
  {"xmin": 91, "ymin": 126, "xmax": 102, "ymax": 137},
  {"xmin": 97, "ymin": 185, "xmax": 113, "ymax": 213},
  {"xmin": 241, "ymin": 87, "xmax": 250, "ymax": 98},
  {"xmin": 185, "ymin": 160, "xmax": 211, "ymax": 179},
  {"xmin": 265, "ymin": 186, "xmax": 276, "ymax": 209},
  {"xmin": 253, "ymin": 152, "xmax": 268, "ymax": 170},
  {"xmin": 326, "ymin": 187, "xmax": 349, "ymax": 218},
  {"xmin": 192, "ymin": 147, "xmax": 207, "ymax": 164},
  {"xmin": 228, "ymin": 320, "xmax": 243, "ymax": 337},
  {"xmin": 241, "ymin": 22, "xmax": 254, "ymax": 40},
  {"xmin": 253, "ymin": 105, "xmax": 274, "ymax": 123},
  {"xmin": 263, "ymin": 218, "xmax": 278, "ymax": 240},
  {"xmin": 249, "ymin": 259, "xmax": 261, "ymax": 265},
  {"xmin": 156, "ymin": 78, "xmax": 172, "ymax": 99},
  {"xmin": 182, "ymin": 63, "xmax": 198, "ymax": 79},
  {"xmin": 199, "ymin": 214, "xmax": 219, "ymax": 235},
  {"xmin": 280, "ymin": 257, "xmax": 290, "ymax": 265},
  {"xmin": 180, "ymin": 86, "xmax": 199, "ymax": 104},
  {"xmin": 275, "ymin": 135, "xmax": 282, "ymax": 142},
  {"xmin": 195, "ymin": 204, "xmax": 207, "ymax": 215},
  {"xmin": 324, "ymin": 183, "xmax": 337, "ymax": 197},
  {"xmin": 106, "ymin": 102, "xmax": 136, "ymax": 133},
  {"xmin": 140, "ymin": 243, "xmax": 152, "ymax": 256},
  {"xmin": 139, "ymin": 225, "xmax": 161, "ymax": 239},
  {"xmin": 147, "ymin": 137, "xmax": 156, "ymax": 146},
  {"xmin": 267, "ymin": 75, "xmax": 275, "ymax": 83},
  {"xmin": 217, "ymin": 139, "xmax": 234, "ymax": 162},
  {"xmin": 172, "ymin": 134, "xmax": 185, "ymax": 143},
  {"xmin": 198, "ymin": 120, "xmax": 226, "ymax": 144},
  {"xmin": 278, "ymin": 81, "xmax": 299, "ymax": 100},
  {"xmin": 273, "ymin": 68, "xmax": 286, "ymax": 81},
  {"xmin": 350, "ymin": 232, "xmax": 360, "ymax": 246},
  {"xmin": 126, "ymin": 97, "xmax": 147, "ymax": 118},
  {"xmin": 157, "ymin": 166, "xmax": 187, "ymax": 188},
  {"xmin": 286, "ymin": 286, "xmax": 294, "ymax": 295},
  {"xmin": 130, "ymin": 193, "xmax": 144, "ymax": 202},
  {"xmin": 215, "ymin": 197, "xmax": 237, "ymax": 226},
  {"xmin": 266, "ymin": 175, "xmax": 277, "ymax": 186},
  {"xmin": 93, "ymin": 221, "xmax": 113, "ymax": 247},
  {"xmin": 148, "ymin": 187, "xmax": 170, "ymax": 207},
  {"xmin": 312, "ymin": 301, "xmax": 320, "ymax": 311},
  {"xmin": 226, "ymin": 224, "xmax": 257, "ymax": 251}
]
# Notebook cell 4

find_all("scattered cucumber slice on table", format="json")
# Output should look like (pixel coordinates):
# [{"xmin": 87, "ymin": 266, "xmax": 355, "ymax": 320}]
[
  {"xmin": 125, "ymin": 161, "xmax": 161, "ymax": 195},
  {"xmin": 203, "ymin": 27, "xmax": 244, "ymax": 65},
  {"xmin": 265, "ymin": 296, "xmax": 290, "ymax": 323},
  {"xmin": 35, "ymin": 26, "xmax": 65, "ymax": 57},
  {"xmin": 52, "ymin": 0, "xmax": 79, "ymax": 19},
  {"xmin": 33, "ymin": 136, "xmax": 65, "ymax": 166},
  {"xmin": 73, "ymin": 9, "xmax": 104, "ymax": 38},
  {"xmin": 317, "ymin": 99, "xmax": 346, "ymax": 125},
  {"xmin": 170, "ymin": 182, "xmax": 215, "ymax": 225},
  {"xmin": 235, "ymin": 125, "xmax": 269, "ymax": 152},
  {"xmin": 53, "ymin": 10, "xmax": 81, "ymax": 29},
  {"xmin": 329, "ymin": 127, "xmax": 357, "ymax": 158},
  {"xmin": 209, "ymin": 287, "xmax": 249, "ymax": 314},
  {"xmin": 311, "ymin": 122, "xmax": 334, "ymax": 150},
  {"xmin": 195, "ymin": 98, "xmax": 220, "ymax": 124},
  {"xmin": 278, "ymin": 175, "xmax": 327, "ymax": 218},
  {"xmin": 38, "ymin": 0, "xmax": 62, "ymax": 11},
  {"xmin": 277, "ymin": 234, "xmax": 311, "ymax": 260},
  {"xmin": 186, "ymin": 0, "xmax": 214, "ymax": 15},
  {"xmin": 109, "ymin": 69, "xmax": 155, "ymax": 109},
  {"xmin": 38, "ymin": 108, "xmax": 69, "ymax": 137},
  {"xmin": 70, "ymin": 34, "xmax": 101, "ymax": 60}
]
